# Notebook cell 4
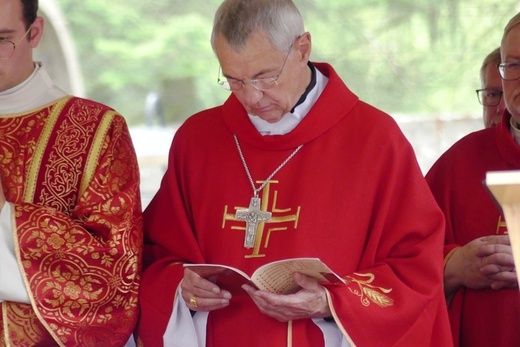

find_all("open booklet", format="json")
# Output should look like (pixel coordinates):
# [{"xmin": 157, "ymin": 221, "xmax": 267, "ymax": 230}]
[
  {"xmin": 485, "ymin": 170, "xmax": 520, "ymax": 287},
  {"xmin": 184, "ymin": 257, "xmax": 345, "ymax": 295}
]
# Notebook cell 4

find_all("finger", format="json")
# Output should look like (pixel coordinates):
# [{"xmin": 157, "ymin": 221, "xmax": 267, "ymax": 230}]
[
  {"xmin": 242, "ymin": 284, "xmax": 258, "ymax": 295},
  {"xmin": 480, "ymin": 253, "xmax": 515, "ymax": 267},
  {"xmin": 183, "ymin": 268, "xmax": 229, "ymax": 296},
  {"xmin": 187, "ymin": 296, "xmax": 231, "ymax": 311},
  {"xmin": 243, "ymin": 285, "xmax": 293, "ymax": 312},
  {"xmin": 183, "ymin": 288, "xmax": 232, "ymax": 305},
  {"xmin": 181, "ymin": 284, "xmax": 231, "ymax": 312},
  {"xmin": 250, "ymin": 284, "xmax": 328, "ymax": 321},
  {"xmin": 486, "ymin": 270, "xmax": 517, "ymax": 282},
  {"xmin": 490, "ymin": 280, "xmax": 519, "ymax": 290},
  {"xmin": 293, "ymin": 272, "xmax": 322, "ymax": 292},
  {"xmin": 477, "ymin": 244, "xmax": 512, "ymax": 257},
  {"xmin": 481, "ymin": 235, "xmax": 511, "ymax": 246},
  {"xmin": 245, "ymin": 288, "xmax": 283, "ymax": 318},
  {"xmin": 480, "ymin": 264, "xmax": 515, "ymax": 275},
  {"xmin": 250, "ymin": 287, "xmax": 285, "ymax": 306}
]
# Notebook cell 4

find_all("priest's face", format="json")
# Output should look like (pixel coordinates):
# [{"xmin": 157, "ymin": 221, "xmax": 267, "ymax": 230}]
[
  {"xmin": 215, "ymin": 31, "xmax": 312, "ymax": 123},
  {"xmin": 0, "ymin": 0, "xmax": 42, "ymax": 92},
  {"xmin": 502, "ymin": 24, "xmax": 520, "ymax": 125},
  {"xmin": 481, "ymin": 63, "xmax": 505, "ymax": 128}
]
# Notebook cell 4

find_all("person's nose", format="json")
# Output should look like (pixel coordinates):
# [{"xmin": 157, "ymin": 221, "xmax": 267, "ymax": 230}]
[
  {"xmin": 240, "ymin": 84, "xmax": 264, "ymax": 104},
  {"xmin": 489, "ymin": 100, "xmax": 505, "ymax": 127}
]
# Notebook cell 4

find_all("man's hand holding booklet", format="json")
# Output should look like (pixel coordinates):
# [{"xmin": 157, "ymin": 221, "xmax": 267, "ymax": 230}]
[{"xmin": 184, "ymin": 257, "xmax": 345, "ymax": 295}]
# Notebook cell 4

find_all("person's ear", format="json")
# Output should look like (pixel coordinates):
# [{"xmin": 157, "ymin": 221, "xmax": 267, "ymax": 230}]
[
  {"xmin": 295, "ymin": 32, "xmax": 312, "ymax": 63},
  {"xmin": 28, "ymin": 16, "xmax": 45, "ymax": 48}
]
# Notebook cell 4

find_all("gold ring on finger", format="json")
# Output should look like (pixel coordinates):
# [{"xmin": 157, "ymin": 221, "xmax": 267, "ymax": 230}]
[{"xmin": 189, "ymin": 295, "xmax": 198, "ymax": 308}]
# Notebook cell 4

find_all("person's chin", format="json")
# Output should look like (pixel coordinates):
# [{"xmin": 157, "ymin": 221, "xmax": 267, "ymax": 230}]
[{"xmin": 251, "ymin": 111, "xmax": 284, "ymax": 124}]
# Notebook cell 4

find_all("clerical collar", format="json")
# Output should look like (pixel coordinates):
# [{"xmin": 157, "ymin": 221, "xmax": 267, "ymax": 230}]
[
  {"xmin": 510, "ymin": 116, "xmax": 520, "ymax": 146},
  {"xmin": 0, "ymin": 62, "xmax": 67, "ymax": 115},
  {"xmin": 290, "ymin": 62, "xmax": 317, "ymax": 113},
  {"xmin": 1, "ymin": 62, "xmax": 40, "ymax": 96},
  {"xmin": 248, "ymin": 62, "xmax": 328, "ymax": 135}
]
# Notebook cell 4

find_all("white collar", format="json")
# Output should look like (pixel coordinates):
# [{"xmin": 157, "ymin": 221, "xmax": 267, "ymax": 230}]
[
  {"xmin": 0, "ymin": 63, "xmax": 67, "ymax": 115},
  {"xmin": 248, "ymin": 68, "xmax": 328, "ymax": 135}
]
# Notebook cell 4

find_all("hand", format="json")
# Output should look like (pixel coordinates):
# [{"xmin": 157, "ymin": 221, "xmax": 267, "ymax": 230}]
[
  {"xmin": 444, "ymin": 235, "xmax": 517, "ymax": 294},
  {"xmin": 180, "ymin": 268, "xmax": 231, "ymax": 312},
  {"xmin": 242, "ymin": 272, "xmax": 331, "ymax": 322},
  {"xmin": 477, "ymin": 235, "xmax": 517, "ymax": 290}
]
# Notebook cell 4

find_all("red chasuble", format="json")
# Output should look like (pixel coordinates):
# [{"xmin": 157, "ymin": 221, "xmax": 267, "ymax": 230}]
[
  {"xmin": 138, "ymin": 63, "xmax": 452, "ymax": 346},
  {"xmin": 426, "ymin": 114, "xmax": 520, "ymax": 347},
  {"xmin": 0, "ymin": 97, "xmax": 142, "ymax": 346}
]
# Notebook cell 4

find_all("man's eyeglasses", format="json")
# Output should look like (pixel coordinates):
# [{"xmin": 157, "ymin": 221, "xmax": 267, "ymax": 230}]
[
  {"xmin": 497, "ymin": 62, "xmax": 520, "ymax": 81},
  {"xmin": 217, "ymin": 44, "xmax": 293, "ymax": 92},
  {"xmin": 0, "ymin": 26, "xmax": 33, "ymax": 61},
  {"xmin": 476, "ymin": 88, "xmax": 503, "ymax": 107}
]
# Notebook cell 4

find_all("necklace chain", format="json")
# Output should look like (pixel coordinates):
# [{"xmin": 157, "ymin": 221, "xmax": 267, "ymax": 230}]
[{"xmin": 234, "ymin": 135, "xmax": 303, "ymax": 197}]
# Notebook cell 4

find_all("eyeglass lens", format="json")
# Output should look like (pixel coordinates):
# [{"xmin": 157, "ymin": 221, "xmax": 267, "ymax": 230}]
[
  {"xmin": 0, "ymin": 41, "xmax": 16, "ymax": 60},
  {"xmin": 477, "ymin": 89, "xmax": 502, "ymax": 106},
  {"xmin": 498, "ymin": 63, "xmax": 520, "ymax": 81}
]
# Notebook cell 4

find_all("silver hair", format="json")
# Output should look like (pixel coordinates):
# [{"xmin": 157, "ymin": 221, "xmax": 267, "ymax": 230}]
[
  {"xmin": 502, "ymin": 12, "xmax": 520, "ymax": 54},
  {"xmin": 480, "ymin": 47, "xmax": 501, "ymax": 85},
  {"xmin": 210, "ymin": 0, "xmax": 305, "ymax": 52}
]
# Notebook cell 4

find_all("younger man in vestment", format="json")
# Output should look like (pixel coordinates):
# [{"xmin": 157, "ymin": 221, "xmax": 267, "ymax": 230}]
[
  {"xmin": 426, "ymin": 12, "xmax": 520, "ymax": 347},
  {"xmin": 0, "ymin": 0, "xmax": 143, "ymax": 345},
  {"xmin": 137, "ymin": 0, "xmax": 452, "ymax": 346}
]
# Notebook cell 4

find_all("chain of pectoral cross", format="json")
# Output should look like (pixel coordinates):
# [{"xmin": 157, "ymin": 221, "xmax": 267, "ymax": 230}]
[
  {"xmin": 234, "ymin": 134, "xmax": 303, "ymax": 248},
  {"xmin": 233, "ymin": 135, "xmax": 303, "ymax": 198}
]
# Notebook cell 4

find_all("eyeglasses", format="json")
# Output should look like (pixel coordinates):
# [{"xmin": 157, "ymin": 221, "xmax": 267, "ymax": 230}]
[
  {"xmin": 497, "ymin": 62, "xmax": 520, "ymax": 81},
  {"xmin": 0, "ymin": 26, "xmax": 32, "ymax": 61},
  {"xmin": 217, "ymin": 44, "xmax": 293, "ymax": 92},
  {"xmin": 476, "ymin": 88, "xmax": 503, "ymax": 107}
]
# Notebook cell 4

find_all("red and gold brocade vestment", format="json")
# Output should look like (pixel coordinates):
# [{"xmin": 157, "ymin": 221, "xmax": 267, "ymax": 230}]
[{"xmin": 0, "ymin": 97, "xmax": 142, "ymax": 346}]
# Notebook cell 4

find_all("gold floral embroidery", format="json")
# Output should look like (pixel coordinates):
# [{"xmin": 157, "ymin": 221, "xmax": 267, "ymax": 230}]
[
  {"xmin": 0, "ymin": 98, "xmax": 142, "ymax": 346},
  {"xmin": 345, "ymin": 272, "xmax": 394, "ymax": 308}
]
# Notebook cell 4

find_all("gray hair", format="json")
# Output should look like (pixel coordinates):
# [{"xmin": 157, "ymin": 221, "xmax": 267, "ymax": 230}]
[
  {"xmin": 210, "ymin": 0, "xmax": 305, "ymax": 52},
  {"xmin": 502, "ymin": 12, "xmax": 520, "ymax": 52},
  {"xmin": 480, "ymin": 47, "xmax": 501, "ymax": 85}
]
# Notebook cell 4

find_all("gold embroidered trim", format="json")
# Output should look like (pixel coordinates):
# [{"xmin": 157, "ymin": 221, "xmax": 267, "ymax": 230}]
[
  {"xmin": 80, "ymin": 111, "xmax": 115, "ymax": 198},
  {"xmin": 1, "ymin": 302, "xmax": 8, "ymax": 346},
  {"xmin": 346, "ymin": 273, "xmax": 394, "ymax": 308},
  {"xmin": 324, "ymin": 288, "xmax": 357, "ymax": 347},
  {"xmin": 287, "ymin": 319, "xmax": 292, "ymax": 347},
  {"xmin": 1, "ymin": 99, "xmax": 140, "ymax": 346},
  {"xmin": 23, "ymin": 98, "xmax": 70, "ymax": 202}
]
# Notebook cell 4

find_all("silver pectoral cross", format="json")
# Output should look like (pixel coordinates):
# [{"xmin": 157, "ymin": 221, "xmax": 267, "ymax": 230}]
[{"xmin": 235, "ymin": 196, "xmax": 272, "ymax": 248}]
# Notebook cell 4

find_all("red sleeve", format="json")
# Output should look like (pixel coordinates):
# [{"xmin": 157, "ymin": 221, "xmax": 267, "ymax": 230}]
[{"xmin": 137, "ymin": 132, "xmax": 206, "ymax": 346}]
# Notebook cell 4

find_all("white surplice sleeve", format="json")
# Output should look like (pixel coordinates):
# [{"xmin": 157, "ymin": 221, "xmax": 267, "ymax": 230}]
[
  {"xmin": 163, "ymin": 285, "xmax": 209, "ymax": 347},
  {"xmin": 0, "ymin": 203, "xmax": 31, "ymax": 303}
]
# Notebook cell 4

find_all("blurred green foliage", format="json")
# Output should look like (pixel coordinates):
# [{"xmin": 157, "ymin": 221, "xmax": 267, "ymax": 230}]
[{"xmin": 56, "ymin": 0, "xmax": 516, "ymax": 125}]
